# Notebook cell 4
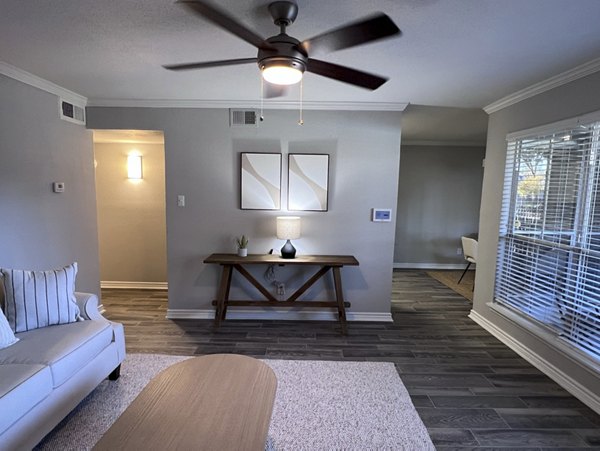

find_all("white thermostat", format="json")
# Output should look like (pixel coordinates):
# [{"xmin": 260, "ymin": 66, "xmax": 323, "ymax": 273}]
[
  {"xmin": 53, "ymin": 182, "xmax": 65, "ymax": 193},
  {"xmin": 372, "ymin": 208, "xmax": 392, "ymax": 222}
]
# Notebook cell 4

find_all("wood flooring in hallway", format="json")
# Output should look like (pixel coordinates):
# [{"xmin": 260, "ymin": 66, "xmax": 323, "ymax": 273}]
[{"xmin": 101, "ymin": 270, "xmax": 600, "ymax": 450}]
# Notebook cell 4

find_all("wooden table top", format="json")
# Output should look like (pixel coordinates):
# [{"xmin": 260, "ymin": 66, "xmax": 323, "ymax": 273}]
[
  {"xmin": 94, "ymin": 355, "xmax": 277, "ymax": 451},
  {"xmin": 204, "ymin": 253, "xmax": 359, "ymax": 266}
]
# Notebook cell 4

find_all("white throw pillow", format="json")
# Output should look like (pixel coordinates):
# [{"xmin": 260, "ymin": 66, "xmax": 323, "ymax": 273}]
[
  {"xmin": 0, "ymin": 307, "xmax": 19, "ymax": 349},
  {"xmin": 0, "ymin": 262, "xmax": 81, "ymax": 333}
]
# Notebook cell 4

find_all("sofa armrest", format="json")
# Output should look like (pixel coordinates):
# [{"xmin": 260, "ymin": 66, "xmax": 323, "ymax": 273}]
[
  {"xmin": 74, "ymin": 292, "xmax": 126, "ymax": 360},
  {"xmin": 74, "ymin": 292, "xmax": 105, "ymax": 321}
]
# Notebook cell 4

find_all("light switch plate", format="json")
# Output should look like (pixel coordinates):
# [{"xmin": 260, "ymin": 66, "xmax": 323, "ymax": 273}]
[
  {"xmin": 53, "ymin": 182, "xmax": 65, "ymax": 193},
  {"xmin": 372, "ymin": 208, "xmax": 392, "ymax": 222}
]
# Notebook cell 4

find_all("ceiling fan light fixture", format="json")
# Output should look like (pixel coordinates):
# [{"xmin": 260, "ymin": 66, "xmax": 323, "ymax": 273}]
[
  {"xmin": 261, "ymin": 59, "xmax": 304, "ymax": 85},
  {"xmin": 167, "ymin": 1, "xmax": 401, "ymax": 92}
]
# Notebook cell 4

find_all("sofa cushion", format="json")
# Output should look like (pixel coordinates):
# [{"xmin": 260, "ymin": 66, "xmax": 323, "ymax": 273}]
[
  {"xmin": 0, "ymin": 263, "xmax": 81, "ymax": 333},
  {"xmin": 0, "ymin": 363, "xmax": 52, "ymax": 435},
  {"xmin": 0, "ymin": 320, "xmax": 113, "ymax": 388},
  {"xmin": 0, "ymin": 308, "xmax": 18, "ymax": 349}
]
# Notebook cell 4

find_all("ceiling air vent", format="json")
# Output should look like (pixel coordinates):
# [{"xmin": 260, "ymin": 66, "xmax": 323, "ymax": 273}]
[
  {"xmin": 59, "ymin": 98, "xmax": 86, "ymax": 125},
  {"xmin": 230, "ymin": 109, "xmax": 258, "ymax": 127}
]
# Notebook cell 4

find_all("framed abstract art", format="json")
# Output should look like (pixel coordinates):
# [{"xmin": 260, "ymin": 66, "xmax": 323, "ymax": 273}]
[
  {"xmin": 240, "ymin": 152, "xmax": 282, "ymax": 210},
  {"xmin": 288, "ymin": 153, "xmax": 329, "ymax": 211}
]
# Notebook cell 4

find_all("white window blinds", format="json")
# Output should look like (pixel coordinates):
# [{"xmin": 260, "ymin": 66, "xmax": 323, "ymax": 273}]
[{"xmin": 495, "ymin": 116, "xmax": 600, "ymax": 363}]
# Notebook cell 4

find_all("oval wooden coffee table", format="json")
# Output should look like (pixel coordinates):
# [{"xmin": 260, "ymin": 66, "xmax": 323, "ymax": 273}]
[{"xmin": 94, "ymin": 354, "xmax": 277, "ymax": 451}]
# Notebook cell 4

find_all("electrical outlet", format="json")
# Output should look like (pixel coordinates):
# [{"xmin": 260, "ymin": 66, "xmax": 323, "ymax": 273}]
[
  {"xmin": 277, "ymin": 283, "xmax": 285, "ymax": 296},
  {"xmin": 456, "ymin": 247, "xmax": 463, "ymax": 255}
]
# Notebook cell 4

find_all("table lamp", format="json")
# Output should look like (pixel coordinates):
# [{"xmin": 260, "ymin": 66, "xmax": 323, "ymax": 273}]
[{"xmin": 276, "ymin": 216, "xmax": 301, "ymax": 259}]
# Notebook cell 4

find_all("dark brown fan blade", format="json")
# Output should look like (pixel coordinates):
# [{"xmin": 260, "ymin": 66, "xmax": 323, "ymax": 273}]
[
  {"xmin": 163, "ymin": 57, "xmax": 257, "ymax": 71},
  {"xmin": 176, "ymin": 0, "xmax": 272, "ymax": 50},
  {"xmin": 301, "ymin": 13, "xmax": 400, "ymax": 56},
  {"xmin": 307, "ymin": 58, "xmax": 388, "ymax": 90},
  {"xmin": 264, "ymin": 83, "xmax": 289, "ymax": 98}
]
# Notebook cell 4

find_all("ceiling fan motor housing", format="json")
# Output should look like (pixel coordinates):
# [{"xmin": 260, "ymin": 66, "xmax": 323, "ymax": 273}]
[{"xmin": 257, "ymin": 33, "xmax": 308, "ymax": 74}]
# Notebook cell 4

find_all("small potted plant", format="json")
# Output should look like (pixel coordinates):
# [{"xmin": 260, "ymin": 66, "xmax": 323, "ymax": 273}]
[{"xmin": 236, "ymin": 235, "xmax": 249, "ymax": 257}]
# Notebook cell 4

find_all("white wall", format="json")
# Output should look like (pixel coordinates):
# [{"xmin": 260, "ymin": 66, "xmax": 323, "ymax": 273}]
[
  {"xmin": 87, "ymin": 108, "xmax": 402, "ymax": 318},
  {"xmin": 473, "ymin": 71, "xmax": 600, "ymax": 410},
  {"xmin": 94, "ymin": 141, "xmax": 167, "ymax": 283},
  {"xmin": 0, "ymin": 75, "xmax": 100, "ymax": 293}
]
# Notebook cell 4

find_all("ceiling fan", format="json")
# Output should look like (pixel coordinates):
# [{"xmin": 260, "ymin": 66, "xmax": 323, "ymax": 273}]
[{"xmin": 163, "ymin": 0, "xmax": 401, "ymax": 96}]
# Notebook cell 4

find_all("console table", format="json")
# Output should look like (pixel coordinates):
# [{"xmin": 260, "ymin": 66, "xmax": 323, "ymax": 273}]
[{"xmin": 203, "ymin": 254, "xmax": 359, "ymax": 334}]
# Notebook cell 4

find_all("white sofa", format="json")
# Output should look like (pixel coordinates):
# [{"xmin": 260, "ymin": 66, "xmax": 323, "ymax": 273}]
[{"xmin": 0, "ymin": 292, "xmax": 125, "ymax": 450}]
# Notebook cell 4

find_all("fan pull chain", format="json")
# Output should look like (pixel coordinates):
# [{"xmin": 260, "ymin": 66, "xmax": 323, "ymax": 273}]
[
  {"xmin": 298, "ymin": 78, "xmax": 304, "ymax": 126},
  {"xmin": 260, "ymin": 77, "xmax": 265, "ymax": 122}
]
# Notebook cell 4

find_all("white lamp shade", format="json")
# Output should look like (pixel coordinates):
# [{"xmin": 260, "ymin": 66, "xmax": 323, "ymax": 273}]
[{"xmin": 276, "ymin": 216, "xmax": 301, "ymax": 240}]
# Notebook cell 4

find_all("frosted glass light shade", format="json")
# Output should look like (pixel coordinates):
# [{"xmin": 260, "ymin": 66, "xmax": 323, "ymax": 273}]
[
  {"xmin": 262, "ymin": 66, "xmax": 303, "ymax": 85},
  {"xmin": 127, "ymin": 155, "xmax": 143, "ymax": 179},
  {"xmin": 276, "ymin": 216, "xmax": 301, "ymax": 239}
]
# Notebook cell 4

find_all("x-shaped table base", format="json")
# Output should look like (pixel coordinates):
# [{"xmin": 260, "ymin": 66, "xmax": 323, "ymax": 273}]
[{"xmin": 204, "ymin": 254, "xmax": 359, "ymax": 335}]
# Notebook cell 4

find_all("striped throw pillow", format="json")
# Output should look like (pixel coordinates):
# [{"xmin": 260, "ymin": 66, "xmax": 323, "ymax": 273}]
[
  {"xmin": 0, "ymin": 307, "xmax": 18, "ymax": 349},
  {"xmin": 0, "ymin": 263, "xmax": 81, "ymax": 333}
]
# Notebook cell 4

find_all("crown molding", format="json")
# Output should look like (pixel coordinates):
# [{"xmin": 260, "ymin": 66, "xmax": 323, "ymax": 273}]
[
  {"xmin": 401, "ymin": 140, "xmax": 486, "ymax": 148},
  {"xmin": 93, "ymin": 137, "xmax": 165, "ymax": 145},
  {"xmin": 87, "ymin": 98, "xmax": 408, "ymax": 111},
  {"xmin": 0, "ymin": 61, "xmax": 87, "ymax": 106},
  {"xmin": 0, "ymin": 61, "xmax": 406, "ymax": 112},
  {"xmin": 484, "ymin": 57, "xmax": 600, "ymax": 114}
]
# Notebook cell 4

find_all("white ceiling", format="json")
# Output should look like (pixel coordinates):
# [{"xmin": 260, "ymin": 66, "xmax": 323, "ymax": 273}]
[{"xmin": 1, "ymin": 0, "xmax": 600, "ymax": 109}]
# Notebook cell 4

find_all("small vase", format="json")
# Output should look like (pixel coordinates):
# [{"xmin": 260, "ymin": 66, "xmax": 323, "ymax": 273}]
[{"xmin": 238, "ymin": 248, "xmax": 248, "ymax": 257}]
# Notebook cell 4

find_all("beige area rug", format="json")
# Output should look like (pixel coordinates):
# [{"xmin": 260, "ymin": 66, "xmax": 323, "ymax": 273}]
[
  {"xmin": 427, "ymin": 269, "xmax": 475, "ymax": 301},
  {"xmin": 35, "ymin": 354, "xmax": 434, "ymax": 450}
]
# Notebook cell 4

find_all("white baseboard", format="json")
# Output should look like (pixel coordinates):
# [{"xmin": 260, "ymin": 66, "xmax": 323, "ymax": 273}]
[
  {"xmin": 101, "ymin": 281, "xmax": 168, "ymax": 290},
  {"xmin": 166, "ymin": 308, "xmax": 393, "ymax": 322},
  {"xmin": 469, "ymin": 309, "xmax": 600, "ymax": 415},
  {"xmin": 393, "ymin": 263, "xmax": 469, "ymax": 270}
]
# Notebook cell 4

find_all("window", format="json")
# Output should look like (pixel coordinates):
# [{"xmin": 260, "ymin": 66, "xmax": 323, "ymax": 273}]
[{"xmin": 495, "ymin": 113, "xmax": 600, "ymax": 364}]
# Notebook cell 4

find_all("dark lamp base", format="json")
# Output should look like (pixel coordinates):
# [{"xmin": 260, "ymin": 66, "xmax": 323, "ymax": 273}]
[{"xmin": 281, "ymin": 239, "xmax": 296, "ymax": 259}]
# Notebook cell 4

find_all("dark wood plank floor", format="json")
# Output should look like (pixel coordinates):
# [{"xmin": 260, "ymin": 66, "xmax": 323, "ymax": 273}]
[{"xmin": 102, "ymin": 270, "xmax": 600, "ymax": 450}]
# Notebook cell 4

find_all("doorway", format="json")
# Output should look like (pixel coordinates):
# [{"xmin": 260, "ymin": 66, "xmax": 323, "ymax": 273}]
[{"xmin": 92, "ymin": 130, "xmax": 167, "ymax": 289}]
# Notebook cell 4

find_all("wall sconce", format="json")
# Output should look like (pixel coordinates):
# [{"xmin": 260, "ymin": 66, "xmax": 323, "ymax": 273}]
[
  {"xmin": 127, "ymin": 155, "xmax": 143, "ymax": 179},
  {"xmin": 276, "ymin": 216, "xmax": 301, "ymax": 259}
]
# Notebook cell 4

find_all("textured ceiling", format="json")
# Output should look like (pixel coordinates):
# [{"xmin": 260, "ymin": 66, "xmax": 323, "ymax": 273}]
[{"xmin": 1, "ymin": 0, "xmax": 600, "ymax": 108}]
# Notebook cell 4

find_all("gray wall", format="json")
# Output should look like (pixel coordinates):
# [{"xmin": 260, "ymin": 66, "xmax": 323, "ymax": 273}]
[
  {"xmin": 94, "ymin": 141, "xmax": 167, "ymax": 283},
  {"xmin": 0, "ymin": 75, "xmax": 100, "ymax": 294},
  {"xmin": 475, "ymin": 71, "xmax": 600, "ymax": 404},
  {"xmin": 394, "ymin": 145, "xmax": 485, "ymax": 266},
  {"xmin": 401, "ymin": 106, "xmax": 489, "ymax": 144},
  {"xmin": 87, "ymin": 108, "xmax": 402, "ymax": 316}
]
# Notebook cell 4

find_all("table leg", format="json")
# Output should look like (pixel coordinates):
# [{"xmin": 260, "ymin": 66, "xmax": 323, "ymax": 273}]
[
  {"xmin": 215, "ymin": 265, "xmax": 233, "ymax": 327},
  {"xmin": 221, "ymin": 266, "xmax": 233, "ymax": 321},
  {"xmin": 286, "ymin": 266, "xmax": 331, "ymax": 302},
  {"xmin": 332, "ymin": 267, "xmax": 348, "ymax": 335}
]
